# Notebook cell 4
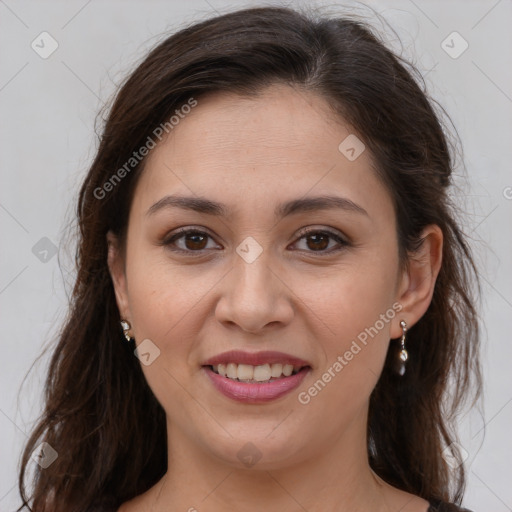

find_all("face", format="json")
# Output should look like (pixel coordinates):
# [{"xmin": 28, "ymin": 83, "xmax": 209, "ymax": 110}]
[{"xmin": 109, "ymin": 84, "xmax": 409, "ymax": 470}]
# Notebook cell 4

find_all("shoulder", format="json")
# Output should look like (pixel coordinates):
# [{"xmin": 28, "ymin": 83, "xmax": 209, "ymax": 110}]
[{"xmin": 428, "ymin": 499, "xmax": 474, "ymax": 512}]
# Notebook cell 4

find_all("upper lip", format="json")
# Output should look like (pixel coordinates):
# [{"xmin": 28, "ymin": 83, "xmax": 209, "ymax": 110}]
[{"xmin": 202, "ymin": 350, "xmax": 311, "ymax": 367}]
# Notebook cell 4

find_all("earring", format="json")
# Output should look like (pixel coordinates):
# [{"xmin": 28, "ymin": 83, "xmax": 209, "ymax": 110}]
[
  {"xmin": 396, "ymin": 320, "xmax": 408, "ymax": 376},
  {"xmin": 120, "ymin": 319, "xmax": 134, "ymax": 342}
]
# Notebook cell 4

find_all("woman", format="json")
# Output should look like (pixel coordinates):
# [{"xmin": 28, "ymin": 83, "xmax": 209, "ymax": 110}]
[{"xmin": 18, "ymin": 5, "xmax": 481, "ymax": 512}]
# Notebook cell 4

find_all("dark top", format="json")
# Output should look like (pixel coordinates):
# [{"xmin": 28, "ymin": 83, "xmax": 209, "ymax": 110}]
[{"xmin": 428, "ymin": 498, "xmax": 473, "ymax": 511}]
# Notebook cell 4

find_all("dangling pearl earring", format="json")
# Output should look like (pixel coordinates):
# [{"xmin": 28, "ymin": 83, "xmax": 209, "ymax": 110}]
[
  {"xmin": 396, "ymin": 320, "xmax": 408, "ymax": 376},
  {"xmin": 120, "ymin": 319, "xmax": 134, "ymax": 342}
]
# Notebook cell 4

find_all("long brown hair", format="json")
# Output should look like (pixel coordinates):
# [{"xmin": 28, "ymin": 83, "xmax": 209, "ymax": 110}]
[{"xmin": 18, "ymin": 5, "xmax": 481, "ymax": 511}]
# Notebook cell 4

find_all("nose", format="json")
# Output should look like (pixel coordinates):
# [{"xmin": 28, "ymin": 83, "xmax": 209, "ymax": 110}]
[{"xmin": 214, "ymin": 250, "xmax": 294, "ymax": 334}]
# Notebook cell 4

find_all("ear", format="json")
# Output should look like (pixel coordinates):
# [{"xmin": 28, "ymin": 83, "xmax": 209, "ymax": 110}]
[
  {"xmin": 391, "ymin": 224, "xmax": 443, "ymax": 338},
  {"xmin": 107, "ymin": 230, "xmax": 131, "ymax": 322}
]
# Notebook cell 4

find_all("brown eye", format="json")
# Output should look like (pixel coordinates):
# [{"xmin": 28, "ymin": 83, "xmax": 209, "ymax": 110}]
[
  {"xmin": 292, "ymin": 228, "xmax": 348, "ymax": 254},
  {"xmin": 164, "ymin": 229, "xmax": 219, "ymax": 253},
  {"xmin": 182, "ymin": 232, "xmax": 208, "ymax": 250},
  {"xmin": 305, "ymin": 233, "xmax": 330, "ymax": 251}
]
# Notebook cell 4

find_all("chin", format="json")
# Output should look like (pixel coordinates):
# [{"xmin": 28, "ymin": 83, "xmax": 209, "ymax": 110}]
[{"xmin": 202, "ymin": 428, "xmax": 311, "ymax": 471}]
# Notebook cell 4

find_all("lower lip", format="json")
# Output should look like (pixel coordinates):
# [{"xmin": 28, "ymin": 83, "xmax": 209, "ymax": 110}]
[{"xmin": 203, "ymin": 366, "xmax": 310, "ymax": 403}]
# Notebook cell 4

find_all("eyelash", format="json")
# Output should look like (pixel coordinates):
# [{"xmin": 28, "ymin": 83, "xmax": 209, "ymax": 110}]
[{"xmin": 161, "ymin": 226, "xmax": 349, "ymax": 256}]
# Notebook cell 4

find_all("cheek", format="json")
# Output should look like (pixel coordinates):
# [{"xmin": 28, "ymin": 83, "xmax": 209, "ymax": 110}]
[
  {"xmin": 124, "ymin": 259, "xmax": 208, "ymax": 419},
  {"xmin": 126, "ymin": 248, "xmax": 216, "ymax": 341},
  {"xmin": 298, "ymin": 257, "xmax": 398, "ymax": 387},
  {"xmin": 303, "ymin": 258, "xmax": 397, "ymax": 337}
]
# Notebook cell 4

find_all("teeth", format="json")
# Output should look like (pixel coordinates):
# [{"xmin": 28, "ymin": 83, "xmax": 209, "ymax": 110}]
[
  {"xmin": 282, "ymin": 364, "xmax": 293, "ymax": 377},
  {"xmin": 271, "ymin": 363, "xmax": 283, "ymax": 377},
  {"xmin": 253, "ymin": 364, "xmax": 271, "ymax": 381},
  {"xmin": 237, "ymin": 364, "xmax": 254, "ymax": 381},
  {"xmin": 211, "ymin": 362, "xmax": 303, "ymax": 381},
  {"xmin": 217, "ymin": 363, "xmax": 227, "ymax": 377},
  {"xmin": 227, "ymin": 363, "xmax": 237, "ymax": 379}
]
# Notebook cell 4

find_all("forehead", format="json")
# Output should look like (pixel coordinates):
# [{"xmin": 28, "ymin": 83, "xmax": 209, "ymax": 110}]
[
  {"xmin": 132, "ymin": 84, "xmax": 393, "ymax": 222},
  {"xmin": 160, "ymin": 85, "xmax": 349, "ymax": 168}
]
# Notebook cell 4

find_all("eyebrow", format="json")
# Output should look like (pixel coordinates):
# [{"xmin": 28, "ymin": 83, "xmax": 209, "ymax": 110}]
[{"xmin": 146, "ymin": 194, "xmax": 369, "ymax": 219}]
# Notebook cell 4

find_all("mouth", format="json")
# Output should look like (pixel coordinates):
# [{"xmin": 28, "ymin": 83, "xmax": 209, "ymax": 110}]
[
  {"xmin": 201, "ymin": 351, "xmax": 312, "ymax": 403},
  {"xmin": 206, "ymin": 362, "xmax": 306, "ymax": 383}
]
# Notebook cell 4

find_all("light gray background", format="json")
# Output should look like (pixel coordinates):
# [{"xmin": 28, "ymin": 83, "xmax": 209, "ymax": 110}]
[{"xmin": 1, "ymin": 0, "xmax": 511, "ymax": 510}]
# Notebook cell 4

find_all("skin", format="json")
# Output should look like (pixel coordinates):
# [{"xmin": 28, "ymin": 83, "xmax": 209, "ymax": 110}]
[{"xmin": 108, "ymin": 84, "xmax": 443, "ymax": 512}]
